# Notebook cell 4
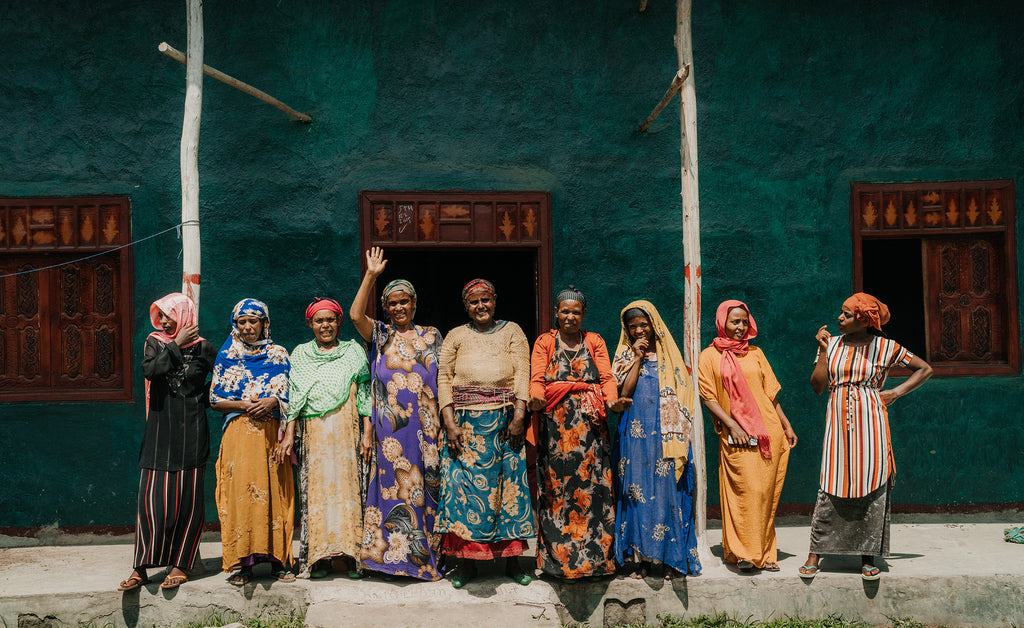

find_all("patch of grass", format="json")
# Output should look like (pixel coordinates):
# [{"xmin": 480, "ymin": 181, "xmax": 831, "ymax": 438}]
[{"xmin": 173, "ymin": 610, "xmax": 304, "ymax": 628}]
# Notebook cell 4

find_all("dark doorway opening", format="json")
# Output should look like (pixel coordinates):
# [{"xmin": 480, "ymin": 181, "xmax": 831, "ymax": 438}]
[
  {"xmin": 861, "ymin": 238, "xmax": 927, "ymax": 358},
  {"xmin": 378, "ymin": 248, "xmax": 539, "ymax": 340}
]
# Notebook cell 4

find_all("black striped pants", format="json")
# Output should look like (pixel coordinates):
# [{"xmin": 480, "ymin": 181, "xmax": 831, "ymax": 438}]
[{"xmin": 134, "ymin": 467, "xmax": 205, "ymax": 570}]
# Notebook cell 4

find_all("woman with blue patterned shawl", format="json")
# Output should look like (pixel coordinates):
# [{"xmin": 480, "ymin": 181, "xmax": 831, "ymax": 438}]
[
  {"xmin": 611, "ymin": 300, "xmax": 701, "ymax": 579},
  {"xmin": 278, "ymin": 297, "xmax": 371, "ymax": 580},
  {"xmin": 210, "ymin": 298, "xmax": 295, "ymax": 585}
]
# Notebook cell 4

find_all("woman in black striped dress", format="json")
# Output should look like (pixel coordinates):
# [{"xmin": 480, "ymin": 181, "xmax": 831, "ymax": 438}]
[{"xmin": 118, "ymin": 293, "xmax": 215, "ymax": 591}]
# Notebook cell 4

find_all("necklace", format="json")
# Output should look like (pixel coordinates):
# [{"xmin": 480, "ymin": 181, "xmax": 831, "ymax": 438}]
[{"xmin": 558, "ymin": 333, "xmax": 585, "ymax": 361}]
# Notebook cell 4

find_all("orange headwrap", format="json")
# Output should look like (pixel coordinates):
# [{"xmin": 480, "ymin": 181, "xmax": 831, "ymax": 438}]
[{"xmin": 843, "ymin": 292, "xmax": 890, "ymax": 330}]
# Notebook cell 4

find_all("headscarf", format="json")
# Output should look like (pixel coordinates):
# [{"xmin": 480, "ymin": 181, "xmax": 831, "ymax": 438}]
[
  {"xmin": 555, "ymin": 285, "xmax": 587, "ymax": 311},
  {"xmin": 305, "ymin": 297, "xmax": 344, "ymax": 323},
  {"xmin": 461, "ymin": 278, "xmax": 496, "ymax": 301},
  {"xmin": 710, "ymin": 300, "xmax": 771, "ymax": 459},
  {"xmin": 145, "ymin": 292, "xmax": 204, "ymax": 419},
  {"xmin": 612, "ymin": 300, "xmax": 695, "ymax": 481},
  {"xmin": 381, "ymin": 279, "xmax": 417, "ymax": 319},
  {"xmin": 844, "ymin": 292, "xmax": 890, "ymax": 330},
  {"xmin": 210, "ymin": 298, "xmax": 290, "ymax": 427}
]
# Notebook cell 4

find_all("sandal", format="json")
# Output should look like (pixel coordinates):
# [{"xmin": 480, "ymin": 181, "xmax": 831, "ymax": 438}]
[
  {"xmin": 118, "ymin": 574, "xmax": 149, "ymax": 591},
  {"xmin": 798, "ymin": 564, "xmax": 819, "ymax": 579},
  {"xmin": 763, "ymin": 562, "xmax": 780, "ymax": 572},
  {"xmin": 228, "ymin": 569, "xmax": 252, "ymax": 586},
  {"xmin": 628, "ymin": 564, "xmax": 648, "ymax": 580},
  {"xmin": 347, "ymin": 570, "xmax": 363, "ymax": 579},
  {"xmin": 275, "ymin": 570, "xmax": 296, "ymax": 582},
  {"xmin": 737, "ymin": 559, "xmax": 755, "ymax": 571},
  {"xmin": 506, "ymin": 568, "xmax": 532, "ymax": 586},
  {"xmin": 861, "ymin": 564, "xmax": 881, "ymax": 581},
  {"xmin": 161, "ymin": 573, "xmax": 188, "ymax": 589},
  {"xmin": 664, "ymin": 567, "xmax": 682, "ymax": 580}
]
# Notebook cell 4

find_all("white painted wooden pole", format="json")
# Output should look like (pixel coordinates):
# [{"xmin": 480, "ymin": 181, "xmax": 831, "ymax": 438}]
[
  {"xmin": 180, "ymin": 0, "xmax": 203, "ymax": 309},
  {"xmin": 676, "ymin": 0, "xmax": 709, "ymax": 558}
]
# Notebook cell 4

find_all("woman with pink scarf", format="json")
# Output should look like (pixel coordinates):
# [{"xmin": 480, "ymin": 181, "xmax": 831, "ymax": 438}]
[
  {"xmin": 698, "ymin": 300, "xmax": 797, "ymax": 572},
  {"xmin": 119, "ymin": 293, "xmax": 215, "ymax": 591}
]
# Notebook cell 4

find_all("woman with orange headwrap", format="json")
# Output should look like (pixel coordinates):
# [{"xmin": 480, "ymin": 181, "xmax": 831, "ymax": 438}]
[
  {"xmin": 698, "ymin": 300, "xmax": 797, "ymax": 572},
  {"xmin": 798, "ymin": 293, "xmax": 932, "ymax": 581},
  {"xmin": 278, "ymin": 297, "xmax": 370, "ymax": 580}
]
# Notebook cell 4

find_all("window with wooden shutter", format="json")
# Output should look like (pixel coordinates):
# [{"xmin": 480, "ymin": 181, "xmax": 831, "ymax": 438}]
[
  {"xmin": 0, "ymin": 196, "xmax": 134, "ymax": 401},
  {"xmin": 852, "ymin": 181, "xmax": 1018, "ymax": 376}
]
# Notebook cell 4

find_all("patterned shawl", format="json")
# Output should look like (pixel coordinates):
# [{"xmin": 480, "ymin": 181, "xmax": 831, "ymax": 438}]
[
  {"xmin": 210, "ymin": 298, "xmax": 291, "ymax": 422},
  {"xmin": 286, "ymin": 339, "xmax": 371, "ymax": 422},
  {"xmin": 611, "ymin": 299, "xmax": 695, "ymax": 481}
]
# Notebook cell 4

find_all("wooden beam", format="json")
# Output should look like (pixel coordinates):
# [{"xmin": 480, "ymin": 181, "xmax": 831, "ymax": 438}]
[
  {"xmin": 675, "ymin": 0, "xmax": 709, "ymax": 558},
  {"xmin": 159, "ymin": 41, "xmax": 312, "ymax": 123},
  {"xmin": 637, "ymin": 65, "xmax": 689, "ymax": 134},
  {"xmin": 180, "ymin": 1, "xmax": 203, "ymax": 309}
]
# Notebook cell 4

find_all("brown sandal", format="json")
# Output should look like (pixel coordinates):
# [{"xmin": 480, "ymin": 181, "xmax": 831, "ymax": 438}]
[
  {"xmin": 161, "ymin": 574, "xmax": 188, "ymax": 589},
  {"xmin": 118, "ymin": 574, "xmax": 148, "ymax": 591}
]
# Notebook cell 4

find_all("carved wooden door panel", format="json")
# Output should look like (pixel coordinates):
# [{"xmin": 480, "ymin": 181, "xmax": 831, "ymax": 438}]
[
  {"xmin": 0, "ymin": 258, "xmax": 47, "ymax": 388},
  {"xmin": 926, "ymin": 235, "xmax": 1006, "ymax": 364}
]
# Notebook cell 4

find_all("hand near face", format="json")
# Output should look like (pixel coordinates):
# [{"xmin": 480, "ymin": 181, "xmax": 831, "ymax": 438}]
[
  {"xmin": 632, "ymin": 336, "xmax": 648, "ymax": 358},
  {"xmin": 815, "ymin": 325, "xmax": 831, "ymax": 351},
  {"xmin": 174, "ymin": 324, "xmax": 200, "ymax": 347}
]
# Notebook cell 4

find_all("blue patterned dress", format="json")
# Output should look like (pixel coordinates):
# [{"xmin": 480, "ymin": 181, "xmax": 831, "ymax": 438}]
[{"xmin": 613, "ymin": 356, "xmax": 701, "ymax": 575}]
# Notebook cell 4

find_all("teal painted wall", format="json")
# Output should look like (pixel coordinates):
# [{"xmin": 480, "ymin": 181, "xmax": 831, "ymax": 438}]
[{"xmin": 0, "ymin": 0, "xmax": 1021, "ymax": 528}]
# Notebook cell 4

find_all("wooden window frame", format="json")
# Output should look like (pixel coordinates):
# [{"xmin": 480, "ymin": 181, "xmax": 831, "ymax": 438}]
[
  {"xmin": 358, "ymin": 190, "xmax": 553, "ymax": 332},
  {"xmin": 851, "ymin": 180, "xmax": 1019, "ymax": 377},
  {"xmin": 0, "ymin": 196, "xmax": 134, "ymax": 402}
]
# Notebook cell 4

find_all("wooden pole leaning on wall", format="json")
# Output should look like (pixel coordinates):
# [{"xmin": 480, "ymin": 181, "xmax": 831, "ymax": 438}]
[
  {"xmin": 637, "ymin": 65, "xmax": 689, "ymax": 134},
  {"xmin": 159, "ymin": 42, "xmax": 312, "ymax": 123},
  {"xmin": 675, "ymin": 0, "xmax": 710, "ymax": 560},
  {"xmin": 180, "ymin": 0, "xmax": 203, "ymax": 309}
]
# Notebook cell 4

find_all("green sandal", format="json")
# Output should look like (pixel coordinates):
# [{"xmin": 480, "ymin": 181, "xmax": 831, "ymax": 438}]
[
  {"xmin": 506, "ymin": 569, "xmax": 532, "ymax": 585},
  {"xmin": 449, "ymin": 565, "xmax": 477, "ymax": 589}
]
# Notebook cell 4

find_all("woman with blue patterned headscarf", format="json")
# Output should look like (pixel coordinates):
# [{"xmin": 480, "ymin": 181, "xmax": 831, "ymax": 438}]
[{"xmin": 211, "ymin": 298, "xmax": 295, "ymax": 586}]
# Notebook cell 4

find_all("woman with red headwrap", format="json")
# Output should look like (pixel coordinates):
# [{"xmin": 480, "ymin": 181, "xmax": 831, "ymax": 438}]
[
  {"xmin": 278, "ymin": 297, "xmax": 370, "ymax": 579},
  {"xmin": 799, "ymin": 293, "xmax": 932, "ymax": 581},
  {"xmin": 119, "ymin": 293, "xmax": 215, "ymax": 591},
  {"xmin": 698, "ymin": 300, "xmax": 797, "ymax": 572}
]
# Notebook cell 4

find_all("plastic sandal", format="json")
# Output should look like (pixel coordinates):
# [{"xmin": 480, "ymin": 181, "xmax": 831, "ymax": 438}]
[
  {"xmin": 118, "ymin": 574, "xmax": 149, "ymax": 591},
  {"xmin": 275, "ymin": 570, "xmax": 296, "ymax": 582},
  {"xmin": 798, "ymin": 564, "xmax": 819, "ymax": 579},
  {"xmin": 737, "ymin": 560, "xmax": 755, "ymax": 571},
  {"xmin": 347, "ymin": 570, "xmax": 364, "ymax": 579},
  {"xmin": 763, "ymin": 562, "xmax": 780, "ymax": 572},
  {"xmin": 449, "ymin": 565, "xmax": 476, "ymax": 589},
  {"xmin": 228, "ymin": 570, "xmax": 252, "ymax": 586},
  {"xmin": 861, "ymin": 564, "xmax": 881, "ymax": 581},
  {"xmin": 506, "ymin": 569, "xmax": 532, "ymax": 585}
]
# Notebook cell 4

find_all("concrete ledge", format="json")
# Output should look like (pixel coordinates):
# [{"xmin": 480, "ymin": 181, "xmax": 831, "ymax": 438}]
[{"xmin": 1, "ymin": 524, "xmax": 1023, "ymax": 627}]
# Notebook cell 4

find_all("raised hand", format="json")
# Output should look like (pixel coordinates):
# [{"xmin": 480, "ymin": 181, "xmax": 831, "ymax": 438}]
[{"xmin": 365, "ymin": 246, "xmax": 387, "ymax": 277}]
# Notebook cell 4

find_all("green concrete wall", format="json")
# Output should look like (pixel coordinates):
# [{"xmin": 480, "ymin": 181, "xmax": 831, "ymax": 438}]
[{"xmin": 0, "ymin": 0, "xmax": 1021, "ymax": 529}]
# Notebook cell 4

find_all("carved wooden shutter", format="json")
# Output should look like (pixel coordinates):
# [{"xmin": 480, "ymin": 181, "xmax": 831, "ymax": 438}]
[{"xmin": 0, "ymin": 197, "xmax": 133, "ymax": 401}]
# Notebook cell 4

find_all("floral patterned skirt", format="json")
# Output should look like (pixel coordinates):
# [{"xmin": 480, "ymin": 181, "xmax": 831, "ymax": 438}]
[
  {"xmin": 437, "ymin": 407, "xmax": 534, "ymax": 545},
  {"xmin": 535, "ymin": 394, "xmax": 616, "ymax": 578},
  {"xmin": 215, "ymin": 414, "xmax": 295, "ymax": 572}
]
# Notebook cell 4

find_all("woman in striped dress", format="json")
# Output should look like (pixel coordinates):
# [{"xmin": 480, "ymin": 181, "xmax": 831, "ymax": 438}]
[
  {"xmin": 119, "ymin": 293, "xmax": 215, "ymax": 591},
  {"xmin": 799, "ymin": 293, "xmax": 932, "ymax": 581}
]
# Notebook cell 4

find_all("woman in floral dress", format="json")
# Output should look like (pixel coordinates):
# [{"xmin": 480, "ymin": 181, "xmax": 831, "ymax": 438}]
[
  {"xmin": 350, "ymin": 247, "xmax": 443, "ymax": 581},
  {"xmin": 529, "ymin": 286, "xmax": 629, "ymax": 580}
]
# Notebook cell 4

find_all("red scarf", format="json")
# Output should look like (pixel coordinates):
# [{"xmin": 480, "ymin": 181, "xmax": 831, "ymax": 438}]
[{"xmin": 710, "ymin": 300, "xmax": 771, "ymax": 459}]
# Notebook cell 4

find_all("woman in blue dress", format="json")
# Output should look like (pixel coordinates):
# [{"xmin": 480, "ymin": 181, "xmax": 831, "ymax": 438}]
[{"xmin": 611, "ymin": 300, "xmax": 701, "ymax": 579}]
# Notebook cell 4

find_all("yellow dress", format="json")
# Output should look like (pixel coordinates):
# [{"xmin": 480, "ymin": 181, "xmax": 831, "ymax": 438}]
[
  {"xmin": 697, "ymin": 346, "xmax": 790, "ymax": 568},
  {"xmin": 215, "ymin": 414, "xmax": 296, "ymax": 571}
]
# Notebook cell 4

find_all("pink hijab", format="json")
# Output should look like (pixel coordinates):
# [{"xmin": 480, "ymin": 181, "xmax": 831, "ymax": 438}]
[
  {"xmin": 710, "ymin": 300, "xmax": 771, "ymax": 459},
  {"xmin": 146, "ymin": 293, "xmax": 203, "ymax": 418}
]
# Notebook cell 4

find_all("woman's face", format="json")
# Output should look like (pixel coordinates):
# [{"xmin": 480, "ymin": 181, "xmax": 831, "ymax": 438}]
[
  {"xmin": 309, "ymin": 309, "xmax": 339, "ymax": 345},
  {"xmin": 158, "ymin": 309, "xmax": 177, "ymax": 336},
  {"xmin": 385, "ymin": 291, "xmax": 415, "ymax": 327},
  {"xmin": 837, "ymin": 306, "xmax": 865, "ymax": 335},
  {"xmin": 556, "ymin": 300, "xmax": 585, "ymax": 335},
  {"xmin": 464, "ymin": 290, "xmax": 496, "ymax": 327},
  {"xmin": 626, "ymin": 315, "xmax": 654, "ymax": 344},
  {"xmin": 236, "ymin": 315, "xmax": 265, "ymax": 344},
  {"xmin": 724, "ymin": 307, "xmax": 750, "ymax": 341}
]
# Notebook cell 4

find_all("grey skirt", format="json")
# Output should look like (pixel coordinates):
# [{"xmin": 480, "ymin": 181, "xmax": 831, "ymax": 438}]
[{"xmin": 808, "ymin": 482, "xmax": 890, "ymax": 557}]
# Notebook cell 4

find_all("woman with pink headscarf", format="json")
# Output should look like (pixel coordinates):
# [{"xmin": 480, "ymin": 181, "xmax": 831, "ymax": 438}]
[
  {"xmin": 698, "ymin": 300, "xmax": 797, "ymax": 572},
  {"xmin": 119, "ymin": 293, "xmax": 215, "ymax": 591},
  {"xmin": 799, "ymin": 293, "xmax": 932, "ymax": 581}
]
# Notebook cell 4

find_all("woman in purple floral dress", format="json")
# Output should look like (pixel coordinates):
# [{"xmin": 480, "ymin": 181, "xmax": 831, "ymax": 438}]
[{"xmin": 350, "ymin": 247, "xmax": 443, "ymax": 581}]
